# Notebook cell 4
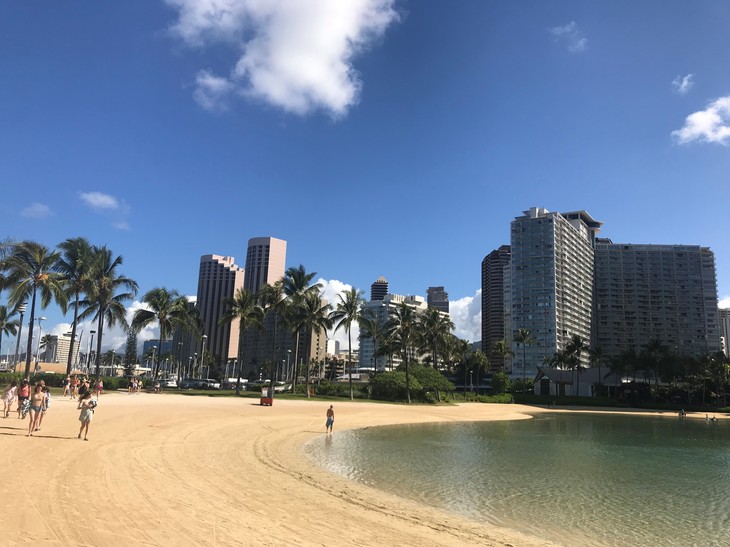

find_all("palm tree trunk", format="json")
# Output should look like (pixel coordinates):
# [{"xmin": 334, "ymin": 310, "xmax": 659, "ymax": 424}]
[
  {"xmin": 95, "ymin": 310, "xmax": 104, "ymax": 378},
  {"xmin": 522, "ymin": 344, "xmax": 526, "ymax": 382},
  {"xmin": 293, "ymin": 329, "xmax": 301, "ymax": 394},
  {"xmin": 348, "ymin": 330, "xmax": 353, "ymax": 401},
  {"xmin": 66, "ymin": 291, "xmax": 80, "ymax": 376},
  {"xmin": 23, "ymin": 288, "xmax": 38, "ymax": 379}
]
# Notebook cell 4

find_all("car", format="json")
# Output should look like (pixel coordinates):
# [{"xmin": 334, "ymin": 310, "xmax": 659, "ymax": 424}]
[
  {"xmin": 179, "ymin": 378, "xmax": 200, "ymax": 389},
  {"xmin": 199, "ymin": 379, "xmax": 221, "ymax": 390},
  {"xmin": 161, "ymin": 378, "xmax": 178, "ymax": 389}
]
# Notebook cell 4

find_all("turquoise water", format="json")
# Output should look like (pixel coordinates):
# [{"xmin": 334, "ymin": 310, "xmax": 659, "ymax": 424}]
[{"xmin": 305, "ymin": 414, "xmax": 730, "ymax": 546}]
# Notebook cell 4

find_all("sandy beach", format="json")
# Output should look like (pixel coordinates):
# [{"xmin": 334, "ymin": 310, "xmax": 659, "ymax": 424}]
[{"xmin": 0, "ymin": 393, "xmax": 709, "ymax": 546}]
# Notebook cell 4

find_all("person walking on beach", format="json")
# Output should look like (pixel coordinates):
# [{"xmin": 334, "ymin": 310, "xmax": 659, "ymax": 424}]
[
  {"xmin": 37, "ymin": 386, "xmax": 51, "ymax": 431},
  {"xmin": 16, "ymin": 380, "xmax": 30, "ymax": 419},
  {"xmin": 2, "ymin": 380, "xmax": 17, "ymax": 418},
  {"xmin": 326, "ymin": 405, "xmax": 335, "ymax": 433},
  {"xmin": 95, "ymin": 378, "xmax": 103, "ymax": 397},
  {"xmin": 62, "ymin": 376, "xmax": 70, "ymax": 398},
  {"xmin": 27, "ymin": 384, "xmax": 46, "ymax": 436},
  {"xmin": 70, "ymin": 375, "xmax": 79, "ymax": 399},
  {"xmin": 77, "ymin": 391, "xmax": 96, "ymax": 441}
]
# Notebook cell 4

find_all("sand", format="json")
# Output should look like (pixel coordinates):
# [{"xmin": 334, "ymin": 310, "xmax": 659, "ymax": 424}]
[{"xmin": 0, "ymin": 393, "xmax": 710, "ymax": 546}]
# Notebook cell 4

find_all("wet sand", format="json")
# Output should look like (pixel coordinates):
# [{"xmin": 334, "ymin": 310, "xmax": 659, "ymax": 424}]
[{"xmin": 0, "ymin": 393, "xmax": 710, "ymax": 546}]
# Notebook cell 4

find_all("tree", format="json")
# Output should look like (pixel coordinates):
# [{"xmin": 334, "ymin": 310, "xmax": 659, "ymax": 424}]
[
  {"xmin": 416, "ymin": 308, "xmax": 454, "ymax": 368},
  {"xmin": 124, "ymin": 329, "xmax": 138, "ymax": 376},
  {"xmin": 492, "ymin": 339, "xmax": 515, "ymax": 373},
  {"xmin": 283, "ymin": 265, "xmax": 321, "ymax": 393},
  {"xmin": 469, "ymin": 350, "xmax": 489, "ymax": 395},
  {"xmin": 514, "ymin": 328, "xmax": 535, "ymax": 382},
  {"xmin": 257, "ymin": 280, "xmax": 287, "ymax": 384},
  {"xmin": 588, "ymin": 345, "xmax": 605, "ymax": 395},
  {"xmin": 0, "ymin": 305, "xmax": 19, "ymax": 366},
  {"xmin": 39, "ymin": 333, "xmax": 54, "ymax": 362},
  {"xmin": 387, "ymin": 302, "xmax": 420, "ymax": 404},
  {"xmin": 54, "ymin": 237, "xmax": 94, "ymax": 375},
  {"xmin": 492, "ymin": 371, "xmax": 511, "ymax": 394},
  {"xmin": 291, "ymin": 291, "xmax": 332, "ymax": 397},
  {"xmin": 1, "ymin": 241, "xmax": 68, "ymax": 378},
  {"xmin": 131, "ymin": 288, "xmax": 195, "ymax": 378},
  {"xmin": 220, "ymin": 287, "xmax": 264, "ymax": 395},
  {"xmin": 564, "ymin": 335, "xmax": 587, "ymax": 396},
  {"xmin": 329, "ymin": 288, "xmax": 364, "ymax": 400},
  {"xmin": 359, "ymin": 314, "xmax": 388, "ymax": 372},
  {"xmin": 78, "ymin": 246, "xmax": 137, "ymax": 378}
]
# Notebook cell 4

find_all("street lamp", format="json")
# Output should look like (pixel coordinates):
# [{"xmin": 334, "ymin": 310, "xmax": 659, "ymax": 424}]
[
  {"xmin": 286, "ymin": 349, "xmax": 292, "ymax": 382},
  {"xmin": 193, "ymin": 352, "xmax": 198, "ymax": 378},
  {"xmin": 111, "ymin": 349, "xmax": 116, "ymax": 377},
  {"xmin": 34, "ymin": 317, "xmax": 47, "ymax": 369},
  {"xmin": 188, "ymin": 356, "xmax": 193, "ymax": 379},
  {"xmin": 201, "ymin": 334, "xmax": 208, "ymax": 379},
  {"xmin": 88, "ymin": 330, "xmax": 96, "ymax": 373},
  {"xmin": 12, "ymin": 302, "xmax": 27, "ymax": 372}
]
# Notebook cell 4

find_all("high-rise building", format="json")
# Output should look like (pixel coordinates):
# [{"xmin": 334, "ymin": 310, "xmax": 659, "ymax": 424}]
[
  {"xmin": 481, "ymin": 245, "xmax": 511, "ymax": 371},
  {"xmin": 593, "ymin": 243, "xmax": 721, "ymax": 360},
  {"xmin": 244, "ymin": 237, "xmax": 287, "ymax": 294},
  {"xmin": 510, "ymin": 207, "xmax": 600, "ymax": 377},
  {"xmin": 720, "ymin": 309, "xmax": 730, "ymax": 358},
  {"xmin": 197, "ymin": 255, "xmax": 245, "ymax": 365},
  {"xmin": 370, "ymin": 276, "xmax": 388, "ymax": 301},
  {"xmin": 426, "ymin": 286, "xmax": 450, "ymax": 313}
]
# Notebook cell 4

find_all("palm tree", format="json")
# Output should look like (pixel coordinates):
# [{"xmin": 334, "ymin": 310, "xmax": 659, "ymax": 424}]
[
  {"xmin": 359, "ymin": 315, "xmax": 387, "ymax": 372},
  {"xmin": 492, "ymin": 339, "xmax": 515, "ymax": 373},
  {"xmin": 1, "ymin": 241, "xmax": 68, "ymax": 378},
  {"xmin": 0, "ymin": 305, "xmax": 19, "ymax": 367},
  {"xmin": 387, "ymin": 302, "xmax": 419, "ymax": 404},
  {"xmin": 588, "ymin": 345, "xmax": 605, "ymax": 396},
  {"xmin": 257, "ymin": 280, "xmax": 287, "ymax": 384},
  {"xmin": 452, "ymin": 337, "xmax": 472, "ymax": 400},
  {"xmin": 39, "ymin": 333, "xmax": 54, "ymax": 362},
  {"xmin": 416, "ymin": 308, "xmax": 454, "ymax": 368},
  {"xmin": 471, "ymin": 350, "xmax": 489, "ymax": 395},
  {"xmin": 514, "ymin": 328, "xmax": 535, "ymax": 382},
  {"xmin": 292, "ymin": 291, "xmax": 332, "ymax": 398},
  {"xmin": 220, "ymin": 287, "xmax": 264, "ymax": 395},
  {"xmin": 564, "ymin": 335, "xmax": 588, "ymax": 396},
  {"xmin": 54, "ymin": 237, "xmax": 94, "ymax": 375},
  {"xmin": 283, "ymin": 265, "xmax": 321, "ymax": 392},
  {"xmin": 131, "ymin": 288, "xmax": 196, "ymax": 379},
  {"xmin": 78, "ymin": 246, "xmax": 137, "ymax": 378},
  {"xmin": 329, "ymin": 288, "xmax": 364, "ymax": 400}
]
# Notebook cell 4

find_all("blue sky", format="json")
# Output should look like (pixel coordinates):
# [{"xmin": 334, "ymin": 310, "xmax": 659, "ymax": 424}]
[{"xmin": 1, "ymin": 1, "xmax": 729, "ymax": 351}]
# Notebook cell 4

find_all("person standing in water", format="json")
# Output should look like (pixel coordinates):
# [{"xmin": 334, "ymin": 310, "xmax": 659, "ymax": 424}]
[{"xmin": 325, "ymin": 405, "xmax": 335, "ymax": 434}]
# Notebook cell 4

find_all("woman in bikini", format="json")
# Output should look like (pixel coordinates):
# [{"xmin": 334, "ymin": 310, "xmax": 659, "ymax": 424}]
[
  {"xmin": 77, "ymin": 391, "xmax": 96, "ymax": 441},
  {"xmin": 27, "ymin": 384, "xmax": 46, "ymax": 436}
]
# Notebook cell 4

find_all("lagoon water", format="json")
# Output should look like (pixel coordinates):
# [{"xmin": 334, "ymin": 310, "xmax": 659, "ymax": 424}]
[{"xmin": 305, "ymin": 413, "xmax": 730, "ymax": 546}]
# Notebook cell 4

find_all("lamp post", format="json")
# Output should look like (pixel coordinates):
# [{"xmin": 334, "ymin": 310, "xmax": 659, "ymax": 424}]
[
  {"xmin": 193, "ymin": 352, "xmax": 198, "ymax": 378},
  {"xmin": 12, "ymin": 303, "xmax": 27, "ymax": 373},
  {"xmin": 110, "ymin": 349, "xmax": 116, "ymax": 377},
  {"xmin": 188, "ymin": 356, "xmax": 193, "ymax": 379},
  {"xmin": 151, "ymin": 346, "xmax": 157, "ymax": 376},
  {"xmin": 286, "ymin": 349, "xmax": 292, "ymax": 383},
  {"xmin": 177, "ymin": 342, "xmax": 183, "ymax": 381},
  {"xmin": 34, "ymin": 316, "xmax": 47, "ymax": 370},
  {"xmin": 201, "ymin": 334, "xmax": 208, "ymax": 379}
]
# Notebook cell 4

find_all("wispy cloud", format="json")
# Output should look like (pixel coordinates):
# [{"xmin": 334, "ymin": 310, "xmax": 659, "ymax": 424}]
[
  {"xmin": 21, "ymin": 202, "xmax": 52, "ymax": 219},
  {"xmin": 166, "ymin": 0, "xmax": 400, "ymax": 118},
  {"xmin": 79, "ymin": 191, "xmax": 131, "ymax": 230},
  {"xmin": 317, "ymin": 278, "xmax": 360, "ymax": 349},
  {"xmin": 719, "ymin": 296, "xmax": 730, "ymax": 309},
  {"xmin": 548, "ymin": 21, "xmax": 587, "ymax": 53},
  {"xmin": 672, "ymin": 96, "xmax": 730, "ymax": 145},
  {"xmin": 449, "ymin": 289, "xmax": 482, "ymax": 343},
  {"xmin": 672, "ymin": 74, "xmax": 694, "ymax": 95}
]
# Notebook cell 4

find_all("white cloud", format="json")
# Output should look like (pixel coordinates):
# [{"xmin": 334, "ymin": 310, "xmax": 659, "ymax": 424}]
[
  {"xmin": 166, "ymin": 0, "xmax": 399, "ymax": 117},
  {"xmin": 672, "ymin": 73, "xmax": 694, "ymax": 95},
  {"xmin": 20, "ymin": 202, "xmax": 52, "ymax": 219},
  {"xmin": 548, "ymin": 20, "xmax": 587, "ymax": 53},
  {"xmin": 449, "ymin": 289, "xmax": 482, "ymax": 343},
  {"xmin": 719, "ymin": 297, "xmax": 730, "ymax": 309},
  {"xmin": 317, "ymin": 278, "xmax": 360, "ymax": 349},
  {"xmin": 672, "ymin": 96, "xmax": 730, "ymax": 145},
  {"xmin": 79, "ymin": 191, "xmax": 119, "ymax": 211}
]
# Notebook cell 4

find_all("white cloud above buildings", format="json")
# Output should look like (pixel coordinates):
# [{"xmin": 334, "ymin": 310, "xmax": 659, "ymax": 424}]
[
  {"xmin": 672, "ymin": 73, "xmax": 694, "ymax": 95},
  {"xmin": 317, "ymin": 278, "xmax": 360, "ymax": 349},
  {"xmin": 719, "ymin": 296, "xmax": 730, "ymax": 309},
  {"xmin": 20, "ymin": 202, "xmax": 52, "ymax": 219},
  {"xmin": 449, "ymin": 289, "xmax": 482, "ymax": 343},
  {"xmin": 672, "ymin": 96, "xmax": 730, "ymax": 145},
  {"xmin": 548, "ymin": 21, "xmax": 587, "ymax": 53},
  {"xmin": 165, "ymin": 0, "xmax": 400, "ymax": 117},
  {"xmin": 79, "ymin": 191, "xmax": 131, "ymax": 230}
]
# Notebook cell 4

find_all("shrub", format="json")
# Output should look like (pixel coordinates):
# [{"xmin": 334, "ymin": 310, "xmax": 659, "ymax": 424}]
[
  {"xmin": 476, "ymin": 393, "xmax": 514, "ymax": 404},
  {"xmin": 370, "ymin": 371, "xmax": 422, "ymax": 401},
  {"xmin": 491, "ymin": 372, "xmax": 511, "ymax": 394}
]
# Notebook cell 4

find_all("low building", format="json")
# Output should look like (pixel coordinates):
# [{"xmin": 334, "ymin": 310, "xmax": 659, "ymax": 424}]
[{"xmin": 533, "ymin": 367, "xmax": 621, "ymax": 398}]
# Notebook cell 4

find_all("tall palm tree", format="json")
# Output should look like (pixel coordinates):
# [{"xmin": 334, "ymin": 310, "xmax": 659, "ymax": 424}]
[
  {"xmin": 0, "ymin": 305, "xmax": 19, "ymax": 367},
  {"xmin": 387, "ymin": 302, "xmax": 419, "ymax": 404},
  {"xmin": 132, "ymin": 288, "xmax": 196, "ymax": 378},
  {"xmin": 1, "ymin": 241, "xmax": 67, "ymax": 378},
  {"xmin": 416, "ymin": 308, "xmax": 454, "ymax": 369},
  {"xmin": 39, "ymin": 333, "xmax": 54, "ymax": 362},
  {"xmin": 292, "ymin": 291, "xmax": 332, "ymax": 398},
  {"xmin": 588, "ymin": 345, "xmax": 605, "ymax": 396},
  {"xmin": 514, "ymin": 328, "xmax": 535, "ymax": 382},
  {"xmin": 492, "ymin": 339, "xmax": 515, "ymax": 374},
  {"xmin": 359, "ymin": 314, "xmax": 387, "ymax": 372},
  {"xmin": 329, "ymin": 287, "xmax": 364, "ymax": 400},
  {"xmin": 564, "ymin": 334, "xmax": 588, "ymax": 396},
  {"xmin": 257, "ymin": 280, "xmax": 287, "ymax": 383},
  {"xmin": 452, "ymin": 337, "xmax": 472, "ymax": 400},
  {"xmin": 78, "ymin": 246, "xmax": 137, "ymax": 377},
  {"xmin": 283, "ymin": 265, "xmax": 321, "ymax": 392},
  {"xmin": 54, "ymin": 237, "xmax": 94, "ymax": 375},
  {"xmin": 220, "ymin": 287, "xmax": 264, "ymax": 395}
]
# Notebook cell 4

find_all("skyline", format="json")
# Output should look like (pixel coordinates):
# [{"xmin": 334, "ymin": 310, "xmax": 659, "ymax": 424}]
[{"xmin": 2, "ymin": 1, "xmax": 729, "ymax": 353}]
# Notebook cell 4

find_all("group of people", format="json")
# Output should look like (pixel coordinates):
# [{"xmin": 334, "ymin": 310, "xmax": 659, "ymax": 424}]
[
  {"xmin": 1, "ymin": 377, "xmax": 98, "ymax": 440},
  {"xmin": 128, "ymin": 377, "xmax": 143, "ymax": 394},
  {"xmin": 61, "ymin": 375, "xmax": 103, "ymax": 399}
]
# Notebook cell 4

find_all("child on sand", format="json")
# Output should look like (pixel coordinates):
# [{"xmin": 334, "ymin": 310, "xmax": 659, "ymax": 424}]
[
  {"xmin": 2, "ymin": 380, "xmax": 17, "ymax": 418},
  {"xmin": 77, "ymin": 391, "xmax": 96, "ymax": 441}
]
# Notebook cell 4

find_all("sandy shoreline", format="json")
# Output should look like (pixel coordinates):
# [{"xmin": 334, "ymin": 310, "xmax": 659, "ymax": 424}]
[{"xmin": 0, "ymin": 394, "xmax": 715, "ymax": 546}]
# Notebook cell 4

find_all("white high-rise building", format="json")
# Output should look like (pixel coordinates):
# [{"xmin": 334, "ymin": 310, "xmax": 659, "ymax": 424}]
[
  {"xmin": 721, "ymin": 309, "xmax": 730, "ymax": 358},
  {"xmin": 510, "ymin": 207, "xmax": 600, "ymax": 377}
]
